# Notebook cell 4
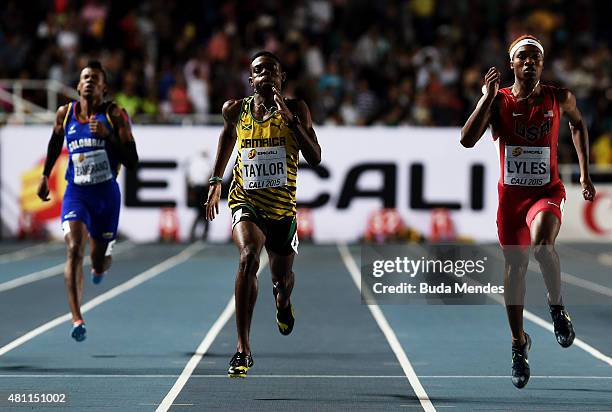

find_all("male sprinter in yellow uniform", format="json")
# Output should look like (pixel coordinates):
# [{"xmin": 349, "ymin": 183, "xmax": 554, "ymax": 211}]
[{"xmin": 205, "ymin": 51, "xmax": 321, "ymax": 377}]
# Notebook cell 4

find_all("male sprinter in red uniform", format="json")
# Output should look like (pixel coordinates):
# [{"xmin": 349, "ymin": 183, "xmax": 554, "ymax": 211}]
[
  {"xmin": 37, "ymin": 61, "xmax": 138, "ymax": 342},
  {"xmin": 461, "ymin": 35, "xmax": 595, "ymax": 388}
]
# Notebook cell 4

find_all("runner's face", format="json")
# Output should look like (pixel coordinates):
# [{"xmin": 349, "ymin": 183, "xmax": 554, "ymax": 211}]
[
  {"xmin": 511, "ymin": 45, "xmax": 543, "ymax": 82},
  {"xmin": 250, "ymin": 56, "xmax": 283, "ymax": 94},
  {"xmin": 78, "ymin": 68, "xmax": 106, "ymax": 100}
]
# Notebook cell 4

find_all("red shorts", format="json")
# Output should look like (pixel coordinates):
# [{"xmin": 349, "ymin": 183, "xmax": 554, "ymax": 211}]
[{"xmin": 496, "ymin": 181, "xmax": 565, "ymax": 247}]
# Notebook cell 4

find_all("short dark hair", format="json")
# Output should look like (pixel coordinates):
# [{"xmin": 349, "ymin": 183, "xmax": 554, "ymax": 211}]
[
  {"xmin": 251, "ymin": 51, "xmax": 282, "ymax": 67},
  {"xmin": 84, "ymin": 60, "xmax": 107, "ymax": 83}
]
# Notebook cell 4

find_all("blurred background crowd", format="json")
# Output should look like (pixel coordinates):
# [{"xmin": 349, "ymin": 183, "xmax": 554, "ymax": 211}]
[{"xmin": 1, "ymin": 0, "xmax": 610, "ymax": 164}]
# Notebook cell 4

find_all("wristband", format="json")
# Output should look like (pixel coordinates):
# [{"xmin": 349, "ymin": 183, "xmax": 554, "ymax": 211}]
[{"xmin": 209, "ymin": 176, "xmax": 223, "ymax": 184}]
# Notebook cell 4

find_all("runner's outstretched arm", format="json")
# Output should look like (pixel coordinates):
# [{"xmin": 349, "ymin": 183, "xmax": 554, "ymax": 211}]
[
  {"xmin": 461, "ymin": 67, "xmax": 500, "ymax": 148},
  {"xmin": 37, "ymin": 105, "xmax": 68, "ymax": 201},
  {"xmin": 558, "ymin": 88, "xmax": 595, "ymax": 201},
  {"xmin": 205, "ymin": 99, "xmax": 241, "ymax": 221}
]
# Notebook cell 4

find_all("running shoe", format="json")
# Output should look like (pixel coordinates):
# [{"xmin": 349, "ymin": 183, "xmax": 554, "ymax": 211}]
[
  {"xmin": 71, "ymin": 322, "xmax": 87, "ymax": 342},
  {"xmin": 228, "ymin": 351, "xmax": 253, "ymax": 378},
  {"xmin": 511, "ymin": 332, "xmax": 531, "ymax": 389},
  {"xmin": 276, "ymin": 301, "xmax": 295, "ymax": 336},
  {"xmin": 549, "ymin": 305, "xmax": 575, "ymax": 348},
  {"xmin": 91, "ymin": 269, "xmax": 106, "ymax": 285}
]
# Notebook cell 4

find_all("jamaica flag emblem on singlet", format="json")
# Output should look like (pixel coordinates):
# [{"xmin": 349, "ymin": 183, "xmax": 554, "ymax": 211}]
[{"xmin": 242, "ymin": 123, "xmax": 252, "ymax": 130}]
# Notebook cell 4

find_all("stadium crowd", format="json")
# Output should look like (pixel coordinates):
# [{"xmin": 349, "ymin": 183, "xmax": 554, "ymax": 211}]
[{"xmin": 1, "ymin": 0, "xmax": 610, "ymax": 164}]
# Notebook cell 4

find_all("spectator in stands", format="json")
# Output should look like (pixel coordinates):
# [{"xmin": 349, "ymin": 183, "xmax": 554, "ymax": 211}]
[
  {"xmin": 115, "ymin": 71, "xmax": 142, "ymax": 117},
  {"xmin": 0, "ymin": 0, "xmax": 610, "ymax": 166},
  {"xmin": 168, "ymin": 73, "xmax": 191, "ymax": 115}
]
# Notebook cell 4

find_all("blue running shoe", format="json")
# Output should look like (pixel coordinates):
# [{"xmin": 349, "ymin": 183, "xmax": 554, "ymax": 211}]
[
  {"xmin": 71, "ymin": 322, "xmax": 86, "ymax": 342},
  {"xmin": 91, "ymin": 269, "xmax": 106, "ymax": 285}
]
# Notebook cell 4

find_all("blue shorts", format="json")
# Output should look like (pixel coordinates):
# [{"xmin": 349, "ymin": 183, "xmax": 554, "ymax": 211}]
[{"xmin": 61, "ymin": 180, "xmax": 121, "ymax": 241}]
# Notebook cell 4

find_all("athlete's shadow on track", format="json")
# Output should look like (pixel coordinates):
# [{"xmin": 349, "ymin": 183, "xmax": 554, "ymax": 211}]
[
  {"xmin": 360, "ymin": 393, "xmax": 424, "ymax": 401},
  {"xmin": 254, "ymin": 395, "xmax": 421, "ymax": 402},
  {"xmin": 0, "ymin": 365, "xmax": 188, "ymax": 374},
  {"xmin": 539, "ymin": 387, "xmax": 612, "ymax": 393}
]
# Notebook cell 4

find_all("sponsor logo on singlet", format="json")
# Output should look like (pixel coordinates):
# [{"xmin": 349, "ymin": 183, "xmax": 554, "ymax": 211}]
[{"xmin": 512, "ymin": 147, "xmax": 523, "ymax": 157}]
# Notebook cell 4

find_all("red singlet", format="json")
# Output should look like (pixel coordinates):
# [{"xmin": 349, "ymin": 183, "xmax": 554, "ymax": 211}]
[{"xmin": 491, "ymin": 85, "xmax": 566, "ymax": 246}]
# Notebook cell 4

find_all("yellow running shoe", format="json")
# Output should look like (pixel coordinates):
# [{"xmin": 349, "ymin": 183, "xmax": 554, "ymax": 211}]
[
  {"xmin": 276, "ymin": 302, "xmax": 295, "ymax": 336},
  {"xmin": 228, "ymin": 352, "xmax": 253, "ymax": 378}
]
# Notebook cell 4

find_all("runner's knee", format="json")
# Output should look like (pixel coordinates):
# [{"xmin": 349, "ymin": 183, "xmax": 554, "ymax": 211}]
[
  {"xmin": 533, "ymin": 241, "xmax": 555, "ymax": 262},
  {"xmin": 271, "ymin": 270, "xmax": 293, "ymax": 284},
  {"xmin": 67, "ymin": 242, "xmax": 85, "ymax": 262},
  {"xmin": 504, "ymin": 252, "xmax": 528, "ymax": 281},
  {"xmin": 238, "ymin": 247, "xmax": 260, "ymax": 275}
]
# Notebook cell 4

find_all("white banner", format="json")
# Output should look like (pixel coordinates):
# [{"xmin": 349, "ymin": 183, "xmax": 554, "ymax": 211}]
[
  {"xmin": 3, "ymin": 125, "xmax": 604, "ymax": 243},
  {"xmin": 559, "ymin": 184, "xmax": 612, "ymax": 241}
]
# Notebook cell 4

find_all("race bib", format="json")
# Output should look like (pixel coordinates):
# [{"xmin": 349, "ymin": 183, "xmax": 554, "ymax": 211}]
[
  {"xmin": 504, "ymin": 145, "xmax": 550, "ymax": 186},
  {"xmin": 72, "ymin": 149, "xmax": 113, "ymax": 185},
  {"xmin": 241, "ymin": 146, "xmax": 287, "ymax": 190}
]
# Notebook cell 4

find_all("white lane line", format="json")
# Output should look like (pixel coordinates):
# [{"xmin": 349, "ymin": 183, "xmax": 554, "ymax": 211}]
[
  {"xmin": 155, "ymin": 254, "xmax": 269, "ymax": 412},
  {"xmin": 0, "ymin": 263, "xmax": 65, "ymax": 292},
  {"xmin": 482, "ymin": 244, "xmax": 612, "ymax": 298},
  {"xmin": 557, "ymin": 244, "xmax": 612, "ymax": 269},
  {"xmin": 598, "ymin": 253, "xmax": 612, "ymax": 267},
  {"xmin": 338, "ymin": 243, "xmax": 435, "ymax": 412},
  {"xmin": 0, "ymin": 243, "xmax": 63, "ymax": 264},
  {"xmin": 465, "ymin": 248, "xmax": 612, "ymax": 367},
  {"xmin": 141, "ymin": 404, "xmax": 193, "ymax": 407},
  {"xmin": 522, "ymin": 309, "xmax": 612, "ymax": 367},
  {"xmin": 523, "ymin": 257, "xmax": 612, "ymax": 298},
  {"xmin": 480, "ymin": 284, "xmax": 612, "ymax": 367},
  {"xmin": 557, "ymin": 269, "xmax": 612, "ymax": 298},
  {"xmin": 0, "ymin": 242, "xmax": 135, "ymax": 293},
  {"xmin": 1, "ymin": 374, "xmax": 611, "ymax": 379},
  {"xmin": 0, "ymin": 242, "xmax": 206, "ymax": 357}
]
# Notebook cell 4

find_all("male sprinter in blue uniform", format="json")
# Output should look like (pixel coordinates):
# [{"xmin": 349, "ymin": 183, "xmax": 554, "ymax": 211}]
[{"xmin": 37, "ymin": 61, "xmax": 138, "ymax": 342}]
